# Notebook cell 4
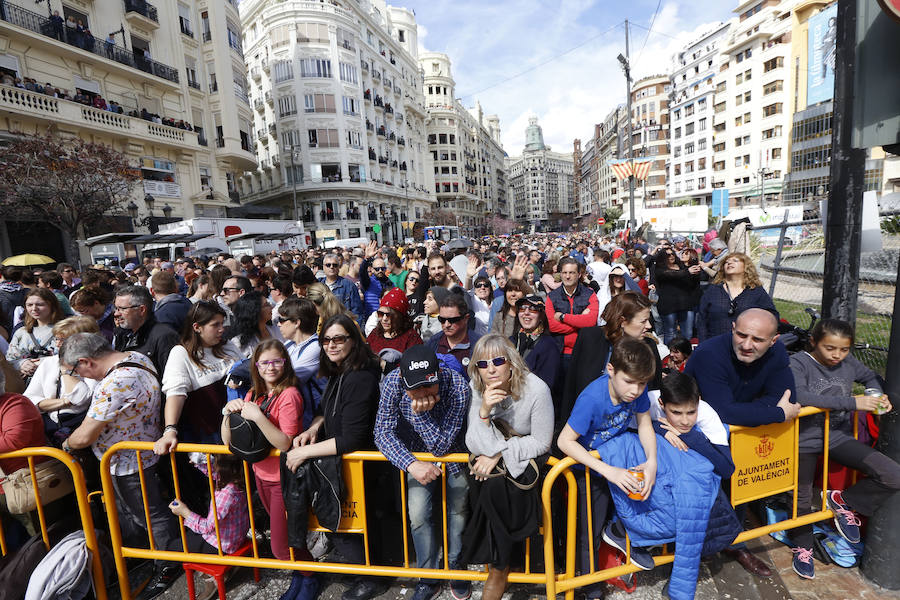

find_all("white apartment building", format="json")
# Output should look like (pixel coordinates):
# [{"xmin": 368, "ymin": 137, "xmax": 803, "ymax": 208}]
[
  {"xmin": 421, "ymin": 52, "xmax": 507, "ymax": 234},
  {"xmin": 711, "ymin": 0, "xmax": 796, "ymax": 207},
  {"xmin": 238, "ymin": 0, "xmax": 432, "ymax": 245},
  {"xmin": 0, "ymin": 0, "xmax": 255, "ymax": 259},
  {"xmin": 668, "ymin": 21, "xmax": 731, "ymax": 206},
  {"xmin": 507, "ymin": 117, "xmax": 574, "ymax": 231}
]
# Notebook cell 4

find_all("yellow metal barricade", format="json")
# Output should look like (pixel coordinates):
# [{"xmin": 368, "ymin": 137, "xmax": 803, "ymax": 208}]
[
  {"xmin": 0, "ymin": 446, "xmax": 108, "ymax": 600},
  {"xmin": 99, "ymin": 407, "xmax": 852, "ymax": 600},
  {"xmin": 99, "ymin": 442, "xmax": 567, "ymax": 600}
]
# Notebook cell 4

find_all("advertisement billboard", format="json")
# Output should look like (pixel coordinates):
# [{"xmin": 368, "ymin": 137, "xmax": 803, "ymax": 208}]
[{"xmin": 807, "ymin": 4, "xmax": 838, "ymax": 105}]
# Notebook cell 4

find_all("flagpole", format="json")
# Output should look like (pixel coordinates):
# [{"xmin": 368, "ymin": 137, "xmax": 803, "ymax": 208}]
[{"xmin": 623, "ymin": 21, "xmax": 636, "ymax": 229}]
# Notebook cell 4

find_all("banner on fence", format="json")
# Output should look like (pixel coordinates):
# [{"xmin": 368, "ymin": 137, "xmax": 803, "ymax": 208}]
[{"xmin": 730, "ymin": 420, "xmax": 795, "ymax": 504}]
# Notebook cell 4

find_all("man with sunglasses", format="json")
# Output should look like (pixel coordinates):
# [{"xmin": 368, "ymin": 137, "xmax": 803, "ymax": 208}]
[
  {"xmin": 319, "ymin": 253, "xmax": 364, "ymax": 322},
  {"xmin": 374, "ymin": 345, "xmax": 471, "ymax": 600},
  {"xmin": 426, "ymin": 294, "xmax": 481, "ymax": 380},
  {"xmin": 360, "ymin": 240, "xmax": 395, "ymax": 319},
  {"xmin": 111, "ymin": 286, "xmax": 179, "ymax": 378}
]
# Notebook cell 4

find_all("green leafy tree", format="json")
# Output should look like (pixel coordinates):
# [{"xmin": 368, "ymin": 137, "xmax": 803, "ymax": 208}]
[{"xmin": 0, "ymin": 133, "xmax": 139, "ymax": 261}]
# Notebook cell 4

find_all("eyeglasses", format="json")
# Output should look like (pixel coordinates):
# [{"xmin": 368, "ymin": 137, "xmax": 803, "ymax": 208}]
[
  {"xmin": 322, "ymin": 334, "xmax": 350, "ymax": 346},
  {"xmin": 62, "ymin": 269, "xmax": 75, "ymax": 273},
  {"xmin": 474, "ymin": 282, "xmax": 491, "ymax": 289},
  {"xmin": 438, "ymin": 314, "xmax": 466, "ymax": 325},
  {"xmin": 376, "ymin": 310, "xmax": 393, "ymax": 318},
  {"xmin": 256, "ymin": 359, "xmax": 286, "ymax": 369},
  {"xmin": 324, "ymin": 263, "xmax": 340, "ymax": 268},
  {"xmin": 476, "ymin": 356, "xmax": 508, "ymax": 369},
  {"xmin": 518, "ymin": 305, "xmax": 541, "ymax": 314},
  {"xmin": 407, "ymin": 276, "xmax": 419, "ymax": 283},
  {"xmin": 221, "ymin": 287, "xmax": 242, "ymax": 293},
  {"xmin": 66, "ymin": 361, "xmax": 82, "ymax": 376},
  {"xmin": 113, "ymin": 304, "xmax": 142, "ymax": 312},
  {"xmin": 373, "ymin": 266, "xmax": 386, "ymax": 272}
]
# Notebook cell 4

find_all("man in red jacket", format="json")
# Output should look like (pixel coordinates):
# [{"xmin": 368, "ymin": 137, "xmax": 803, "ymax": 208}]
[{"xmin": 545, "ymin": 257, "xmax": 599, "ymax": 357}]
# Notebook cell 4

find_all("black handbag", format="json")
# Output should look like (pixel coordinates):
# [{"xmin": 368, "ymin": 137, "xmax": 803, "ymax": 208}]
[{"xmin": 227, "ymin": 392, "xmax": 277, "ymax": 463}]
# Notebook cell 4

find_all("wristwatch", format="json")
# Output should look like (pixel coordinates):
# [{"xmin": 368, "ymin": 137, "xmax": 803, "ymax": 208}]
[{"xmin": 62, "ymin": 439, "xmax": 71, "ymax": 453}]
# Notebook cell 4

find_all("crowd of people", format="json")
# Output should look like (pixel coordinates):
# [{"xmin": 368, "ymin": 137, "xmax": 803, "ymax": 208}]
[{"xmin": 0, "ymin": 227, "xmax": 897, "ymax": 600}]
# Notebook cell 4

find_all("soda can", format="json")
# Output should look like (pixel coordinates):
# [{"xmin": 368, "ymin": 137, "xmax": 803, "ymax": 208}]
[
  {"xmin": 627, "ymin": 468, "xmax": 645, "ymax": 501},
  {"xmin": 866, "ymin": 388, "xmax": 889, "ymax": 415}
]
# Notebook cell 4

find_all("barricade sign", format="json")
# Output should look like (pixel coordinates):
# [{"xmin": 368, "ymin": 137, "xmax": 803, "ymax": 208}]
[{"xmin": 730, "ymin": 419, "xmax": 796, "ymax": 505}]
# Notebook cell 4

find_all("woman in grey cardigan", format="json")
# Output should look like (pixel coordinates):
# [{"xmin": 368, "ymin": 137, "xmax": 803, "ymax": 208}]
[{"xmin": 463, "ymin": 333, "xmax": 554, "ymax": 600}]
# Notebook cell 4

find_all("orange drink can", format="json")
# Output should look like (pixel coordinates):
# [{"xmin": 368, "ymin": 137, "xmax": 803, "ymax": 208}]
[{"xmin": 627, "ymin": 469, "xmax": 645, "ymax": 501}]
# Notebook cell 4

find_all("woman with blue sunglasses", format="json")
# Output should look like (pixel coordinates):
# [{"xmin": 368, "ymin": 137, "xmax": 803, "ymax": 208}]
[{"xmin": 461, "ymin": 333, "xmax": 553, "ymax": 600}]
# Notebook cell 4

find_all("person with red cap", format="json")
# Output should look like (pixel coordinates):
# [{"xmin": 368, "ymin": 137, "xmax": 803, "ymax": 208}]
[{"xmin": 366, "ymin": 287, "xmax": 423, "ymax": 375}]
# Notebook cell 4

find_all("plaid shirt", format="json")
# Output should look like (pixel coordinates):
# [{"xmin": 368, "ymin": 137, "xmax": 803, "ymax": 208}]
[
  {"xmin": 375, "ymin": 367, "xmax": 470, "ymax": 475},
  {"xmin": 183, "ymin": 464, "xmax": 250, "ymax": 554}
]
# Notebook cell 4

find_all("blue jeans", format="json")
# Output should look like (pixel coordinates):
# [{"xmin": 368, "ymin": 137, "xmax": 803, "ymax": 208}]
[
  {"xmin": 662, "ymin": 310, "xmax": 694, "ymax": 344},
  {"xmin": 407, "ymin": 468, "xmax": 468, "ymax": 577}
]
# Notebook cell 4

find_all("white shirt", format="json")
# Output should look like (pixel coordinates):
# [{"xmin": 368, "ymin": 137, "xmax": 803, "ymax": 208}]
[
  {"xmin": 23, "ymin": 355, "xmax": 98, "ymax": 422},
  {"xmin": 648, "ymin": 394, "xmax": 729, "ymax": 446}
]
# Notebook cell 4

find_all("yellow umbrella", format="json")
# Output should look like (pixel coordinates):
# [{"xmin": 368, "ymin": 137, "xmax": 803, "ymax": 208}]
[{"xmin": 1, "ymin": 254, "xmax": 57, "ymax": 266}]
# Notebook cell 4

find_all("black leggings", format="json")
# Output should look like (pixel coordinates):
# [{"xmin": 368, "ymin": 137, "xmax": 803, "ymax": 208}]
[{"xmin": 793, "ymin": 438, "xmax": 900, "ymax": 549}]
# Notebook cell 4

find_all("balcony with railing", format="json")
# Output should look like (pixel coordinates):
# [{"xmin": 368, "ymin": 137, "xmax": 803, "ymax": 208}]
[
  {"xmin": 0, "ymin": 84, "xmax": 198, "ymax": 149},
  {"xmin": 187, "ymin": 79, "xmax": 201, "ymax": 90},
  {"xmin": 124, "ymin": 0, "xmax": 159, "ymax": 29},
  {"xmin": 0, "ymin": 2, "xmax": 178, "ymax": 84}
]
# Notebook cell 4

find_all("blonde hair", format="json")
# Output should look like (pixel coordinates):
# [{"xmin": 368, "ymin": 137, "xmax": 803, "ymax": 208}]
[
  {"xmin": 712, "ymin": 252, "xmax": 762, "ymax": 288},
  {"xmin": 306, "ymin": 282, "xmax": 354, "ymax": 324},
  {"xmin": 52, "ymin": 315, "xmax": 100, "ymax": 339},
  {"xmin": 467, "ymin": 333, "xmax": 531, "ymax": 401}
]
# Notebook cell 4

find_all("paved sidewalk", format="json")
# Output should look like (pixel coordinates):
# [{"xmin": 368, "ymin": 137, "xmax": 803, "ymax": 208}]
[{"xmin": 139, "ymin": 532, "xmax": 898, "ymax": 600}]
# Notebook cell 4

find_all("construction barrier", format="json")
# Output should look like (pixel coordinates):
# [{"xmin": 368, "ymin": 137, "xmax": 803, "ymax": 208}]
[
  {"xmin": 2, "ymin": 405, "xmax": 849, "ymax": 599},
  {"xmin": 0, "ymin": 446, "xmax": 108, "ymax": 600}
]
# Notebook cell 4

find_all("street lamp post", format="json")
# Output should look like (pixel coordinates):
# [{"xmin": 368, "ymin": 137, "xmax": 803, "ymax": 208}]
[
  {"xmin": 290, "ymin": 145, "xmax": 301, "ymax": 222},
  {"xmin": 403, "ymin": 179, "xmax": 411, "ymax": 242},
  {"xmin": 618, "ymin": 20, "xmax": 636, "ymax": 230},
  {"xmin": 757, "ymin": 166, "xmax": 770, "ymax": 211},
  {"xmin": 127, "ymin": 194, "xmax": 172, "ymax": 233}
]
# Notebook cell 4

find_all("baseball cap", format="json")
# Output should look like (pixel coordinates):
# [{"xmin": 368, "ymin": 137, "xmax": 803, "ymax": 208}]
[
  {"xmin": 399, "ymin": 345, "xmax": 439, "ymax": 390},
  {"xmin": 161, "ymin": 261, "xmax": 174, "ymax": 269},
  {"xmin": 123, "ymin": 263, "xmax": 136, "ymax": 272},
  {"xmin": 515, "ymin": 294, "xmax": 544, "ymax": 309}
]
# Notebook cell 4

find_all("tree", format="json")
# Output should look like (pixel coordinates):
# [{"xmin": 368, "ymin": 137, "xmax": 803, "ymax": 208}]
[
  {"xmin": 603, "ymin": 206, "xmax": 624, "ymax": 233},
  {"xmin": 487, "ymin": 213, "xmax": 517, "ymax": 235},
  {"xmin": 0, "ymin": 133, "xmax": 140, "ymax": 262}
]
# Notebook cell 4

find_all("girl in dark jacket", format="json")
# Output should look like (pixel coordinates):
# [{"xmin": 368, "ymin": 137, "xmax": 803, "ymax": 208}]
[
  {"xmin": 654, "ymin": 248, "xmax": 703, "ymax": 344},
  {"xmin": 510, "ymin": 294, "xmax": 561, "ymax": 391},
  {"xmin": 284, "ymin": 313, "xmax": 384, "ymax": 600}
]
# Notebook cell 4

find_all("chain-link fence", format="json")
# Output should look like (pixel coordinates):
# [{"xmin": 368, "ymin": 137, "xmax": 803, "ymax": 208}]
[{"xmin": 750, "ymin": 213, "xmax": 897, "ymax": 376}]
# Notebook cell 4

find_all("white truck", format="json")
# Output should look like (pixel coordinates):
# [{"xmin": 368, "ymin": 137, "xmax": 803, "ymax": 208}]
[
  {"xmin": 144, "ymin": 218, "xmax": 308, "ymax": 260},
  {"xmin": 616, "ymin": 206, "xmax": 710, "ymax": 234},
  {"xmin": 83, "ymin": 218, "xmax": 308, "ymax": 266}
]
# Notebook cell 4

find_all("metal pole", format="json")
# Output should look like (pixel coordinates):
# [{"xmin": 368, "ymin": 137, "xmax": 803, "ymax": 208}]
[
  {"xmin": 404, "ymin": 180, "xmax": 410, "ymax": 242},
  {"xmin": 861, "ymin": 248, "xmax": 900, "ymax": 590},
  {"xmin": 625, "ymin": 20, "xmax": 636, "ymax": 229},
  {"xmin": 821, "ymin": 0, "xmax": 866, "ymax": 322},
  {"xmin": 766, "ymin": 209, "xmax": 791, "ymax": 297},
  {"xmin": 290, "ymin": 145, "xmax": 299, "ymax": 222}
]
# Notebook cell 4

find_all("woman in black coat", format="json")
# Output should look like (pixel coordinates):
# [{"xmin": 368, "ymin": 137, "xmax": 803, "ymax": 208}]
[
  {"xmin": 284, "ymin": 313, "xmax": 385, "ymax": 600},
  {"xmin": 654, "ymin": 248, "xmax": 703, "ymax": 344}
]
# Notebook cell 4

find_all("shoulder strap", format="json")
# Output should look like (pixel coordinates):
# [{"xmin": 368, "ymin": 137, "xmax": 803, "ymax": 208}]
[
  {"xmin": 28, "ymin": 330, "xmax": 51, "ymax": 351},
  {"xmin": 111, "ymin": 360, "xmax": 159, "ymax": 378}
]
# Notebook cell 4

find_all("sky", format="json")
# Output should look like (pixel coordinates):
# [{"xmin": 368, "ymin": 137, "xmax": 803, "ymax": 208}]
[{"xmin": 404, "ymin": 0, "xmax": 737, "ymax": 155}]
